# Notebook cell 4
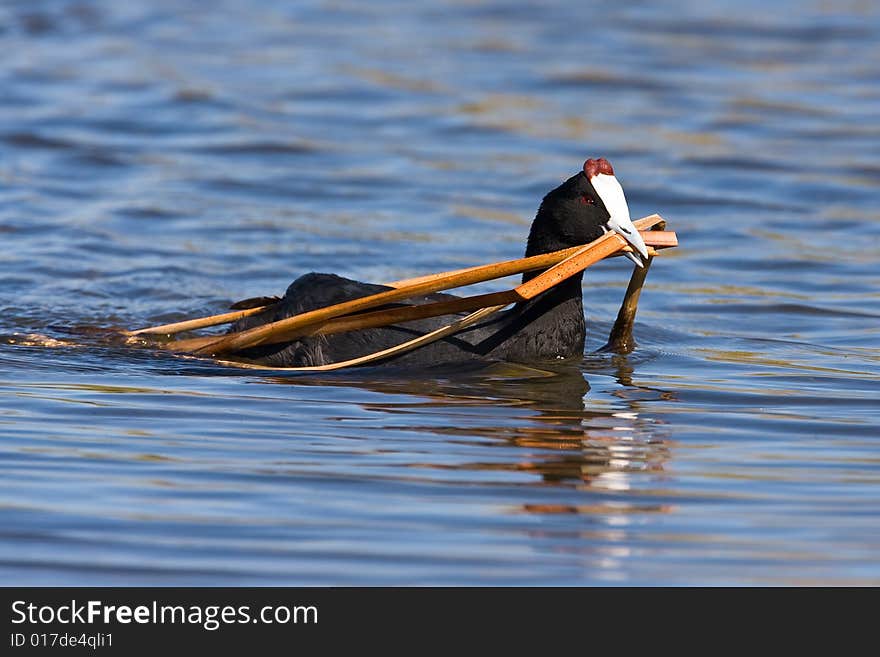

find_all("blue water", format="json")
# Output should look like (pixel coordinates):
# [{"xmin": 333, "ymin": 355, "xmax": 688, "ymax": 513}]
[{"xmin": 1, "ymin": 0, "xmax": 878, "ymax": 585}]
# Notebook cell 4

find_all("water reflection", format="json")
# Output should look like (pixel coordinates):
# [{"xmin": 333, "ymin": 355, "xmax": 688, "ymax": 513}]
[{"xmin": 265, "ymin": 362, "xmax": 671, "ymax": 505}]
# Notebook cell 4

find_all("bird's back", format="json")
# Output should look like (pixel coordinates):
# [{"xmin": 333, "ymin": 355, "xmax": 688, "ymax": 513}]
[{"xmin": 228, "ymin": 272, "xmax": 586, "ymax": 368}]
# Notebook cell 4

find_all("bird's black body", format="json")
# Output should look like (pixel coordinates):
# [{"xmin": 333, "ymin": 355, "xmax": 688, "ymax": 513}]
[{"xmin": 229, "ymin": 165, "xmax": 628, "ymax": 368}]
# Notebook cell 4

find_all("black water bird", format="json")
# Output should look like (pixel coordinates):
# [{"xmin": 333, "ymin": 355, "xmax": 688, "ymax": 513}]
[{"xmin": 229, "ymin": 158, "xmax": 648, "ymax": 368}]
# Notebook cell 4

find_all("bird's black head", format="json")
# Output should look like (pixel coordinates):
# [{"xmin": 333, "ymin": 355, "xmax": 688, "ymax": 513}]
[{"xmin": 524, "ymin": 158, "xmax": 648, "ymax": 264}]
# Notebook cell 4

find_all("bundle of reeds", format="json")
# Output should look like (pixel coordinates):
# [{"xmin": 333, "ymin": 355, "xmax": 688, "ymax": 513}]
[{"xmin": 126, "ymin": 214, "xmax": 677, "ymax": 371}]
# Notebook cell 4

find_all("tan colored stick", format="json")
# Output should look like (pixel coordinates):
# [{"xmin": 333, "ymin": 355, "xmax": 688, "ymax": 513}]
[
  {"xmin": 384, "ymin": 215, "xmax": 665, "ymax": 288},
  {"xmin": 126, "ymin": 306, "xmax": 268, "ymax": 337},
  {"xmin": 183, "ymin": 219, "xmax": 668, "ymax": 357},
  {"xmin": 127, "ymin": 215, "xmax": 670, "ymax": 337}
]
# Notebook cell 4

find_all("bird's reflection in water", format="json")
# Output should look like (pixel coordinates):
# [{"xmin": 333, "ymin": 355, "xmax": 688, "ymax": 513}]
[{"xmin": 263, "ymin": 357, "xmax": 673, "ymax": 518}]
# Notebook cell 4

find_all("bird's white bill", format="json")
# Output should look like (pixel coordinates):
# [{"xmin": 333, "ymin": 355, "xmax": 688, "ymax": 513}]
[
  {"xmin": 591, "ymin": 172, "xmax": 649, "ymax": 266},
  {"xmin": 602, "ymin": 228, "xmax": 645, "ymax": 267}
]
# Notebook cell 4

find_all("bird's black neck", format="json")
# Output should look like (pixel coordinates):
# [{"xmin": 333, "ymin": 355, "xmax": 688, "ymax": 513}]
[
  {"xmin": 479, "ymin": 196, "xmax": 592, "ymax": 361},
  {"xmin": 488, "ymin": 240, "xmax": 585, "ymax": 362},
  {"xmin": 520, "ymin": 201, "xmax": 585, "ymax": 300}
]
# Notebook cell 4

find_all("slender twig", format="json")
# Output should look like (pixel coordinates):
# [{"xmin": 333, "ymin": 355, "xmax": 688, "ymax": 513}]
[{"xmin": 126, "ymin": 306, "xmax": 269, "ymax": 337}]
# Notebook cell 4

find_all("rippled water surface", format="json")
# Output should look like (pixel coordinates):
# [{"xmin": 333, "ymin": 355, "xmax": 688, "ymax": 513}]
[{"xmin": 2, "ymin": 0, "xmax": 879, "ymax": 585}]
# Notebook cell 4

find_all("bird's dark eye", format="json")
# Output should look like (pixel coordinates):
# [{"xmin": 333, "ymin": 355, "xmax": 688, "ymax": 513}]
[{"xmin": 579, "ymin": 194, "xmax": 595, "ymax": 206}]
